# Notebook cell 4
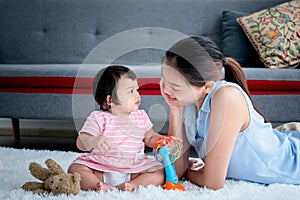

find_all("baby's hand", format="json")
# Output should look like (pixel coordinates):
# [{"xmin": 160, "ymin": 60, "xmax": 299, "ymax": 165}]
[
  {"xmin": 174, "ymin": 137, "xmax": 183, "ymax": 146},
  {"xmin": 167, "ymin": 136, "xmax": 183, "ymax": 148},
  {"xmin": 94, "ymin": 136, "xmax": 112, "ymax": 152}
]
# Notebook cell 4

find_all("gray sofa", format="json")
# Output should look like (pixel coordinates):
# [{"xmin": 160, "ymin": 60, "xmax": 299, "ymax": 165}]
[{"xmin": 0, "ymin": 0, "xmax": 299, "ymax": 139}]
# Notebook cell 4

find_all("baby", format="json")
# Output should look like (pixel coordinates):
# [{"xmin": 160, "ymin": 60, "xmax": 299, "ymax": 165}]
[{"xmin": 68, "ymin": 65, "xmax": 165, "ymax": 191}]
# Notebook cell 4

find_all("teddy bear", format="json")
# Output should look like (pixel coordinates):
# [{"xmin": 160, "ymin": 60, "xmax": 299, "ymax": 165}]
[{"xmin": 22, "ymin": 158, "xmax": 81, "ymax": 195}]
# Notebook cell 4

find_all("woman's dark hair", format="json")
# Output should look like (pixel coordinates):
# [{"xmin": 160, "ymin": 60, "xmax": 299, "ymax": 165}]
[
  {"xmin": 93, "ymin": 65, "xmax": 136, "ymax": 111},
  {"xmin": 165, "ymin": 36, "xmax": 268, "ymax": 122}
]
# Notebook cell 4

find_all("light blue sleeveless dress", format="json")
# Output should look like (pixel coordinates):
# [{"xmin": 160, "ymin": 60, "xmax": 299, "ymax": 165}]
[{"xmin": 184, "ymin": 80, "xmax": 300, "ymax": 184}]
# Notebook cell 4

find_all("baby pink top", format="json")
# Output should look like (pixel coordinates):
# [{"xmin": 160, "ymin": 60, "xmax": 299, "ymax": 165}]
[{"xmin": 72, "ymin": 110, "xmax": 161, "ymax": 173}]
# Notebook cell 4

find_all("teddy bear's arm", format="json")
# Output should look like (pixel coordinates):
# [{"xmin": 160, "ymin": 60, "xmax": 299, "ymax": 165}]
[
  {"xmin": 72, "ymin": 173, "xmax": 81, "ymax": 195},
  {"xmin": 22, "ymin": 182, "xmax": 50, "ymax": 194},
  {"xmin": 22, "ymin": 182, "xmax": 45, "ymax": 191},
  {"xmin": 73, "ymin": 173, "xmax": 81, "ymax": 183}
]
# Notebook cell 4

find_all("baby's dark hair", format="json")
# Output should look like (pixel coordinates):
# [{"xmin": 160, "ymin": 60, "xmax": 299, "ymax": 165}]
[{"xmin": 93, "ymin": 65, "xmax": 137, "ymax": 111}]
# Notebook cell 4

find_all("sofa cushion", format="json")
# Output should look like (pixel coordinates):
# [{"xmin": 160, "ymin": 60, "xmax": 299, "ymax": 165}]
[
  {"xmin": 237, "ymin": 0, "xmax": 300, "ymax": 68},
  {"xmin": 221, "ymin": 10, "xmax": 265, "ymax": 68}
]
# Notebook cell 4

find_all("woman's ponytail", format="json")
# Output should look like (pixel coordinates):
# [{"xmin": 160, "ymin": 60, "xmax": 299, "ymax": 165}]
[{"xmin": 224, "ymin": 57, "xmax": 250, "ymax": 96}]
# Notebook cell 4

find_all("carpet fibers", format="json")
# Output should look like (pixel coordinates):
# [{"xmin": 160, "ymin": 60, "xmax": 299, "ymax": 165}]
[{"xmin": 1, "ymin": 147, "xmax": 300, "ymax": 200}]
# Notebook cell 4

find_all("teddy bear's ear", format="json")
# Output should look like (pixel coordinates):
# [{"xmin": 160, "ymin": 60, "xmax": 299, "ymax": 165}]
[
  {"xmin": 29, "ymin": 162, "xmax": 51, "ymax": 181},
  {"xmin": 45, "ymin": 159, "xmax": 64, "ymax": 175},
  {"xmin": 73, "ymin": 172, "xmax": 81, "ymax": 182}
]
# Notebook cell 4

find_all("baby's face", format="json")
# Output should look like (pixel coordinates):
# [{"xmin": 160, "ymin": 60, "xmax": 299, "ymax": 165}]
[{"xmin": 112, "ymin": 75, "xmax": 140, "ymax": 115}]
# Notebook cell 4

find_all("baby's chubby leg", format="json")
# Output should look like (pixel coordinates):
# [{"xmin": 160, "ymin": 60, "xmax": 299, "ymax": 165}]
[
  {"xmin": 68, "ymin": 163, "xmax": 107, "ymax": 191},
  {"xmin": 117, "ymin": 166, "xmax": 165, "ymax": 191}
]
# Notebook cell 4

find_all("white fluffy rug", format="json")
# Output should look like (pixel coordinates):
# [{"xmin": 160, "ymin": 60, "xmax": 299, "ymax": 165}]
[{"xmin": 1, "ymin": 147, "xmax": 300, "ymax": 200}]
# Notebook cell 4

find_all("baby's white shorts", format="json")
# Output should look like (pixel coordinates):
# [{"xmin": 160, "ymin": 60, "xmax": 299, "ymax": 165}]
[{"xmin": 103, "ymin": 171, "xmax": 130, "ymax": 186}]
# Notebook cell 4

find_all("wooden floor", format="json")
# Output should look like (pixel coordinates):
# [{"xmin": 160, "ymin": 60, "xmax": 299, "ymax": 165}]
[
  {"xmin": 0, "ymin": 135, "xmax": 79, "ymax": 152},
  {"xmin": 0, "ymin": 128, "xmax": 80, "ymax": 152}
]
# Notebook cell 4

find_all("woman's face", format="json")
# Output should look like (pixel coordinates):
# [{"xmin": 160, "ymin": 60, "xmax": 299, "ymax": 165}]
[{"xmin": 161, "ymin": 61, "xmax": 204, "ymax": 106}]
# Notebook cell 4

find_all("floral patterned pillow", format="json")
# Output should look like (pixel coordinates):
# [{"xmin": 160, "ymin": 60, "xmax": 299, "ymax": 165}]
[{"xmin": 237, "ymin": 0, "xmax": 300, "ymax": 68}]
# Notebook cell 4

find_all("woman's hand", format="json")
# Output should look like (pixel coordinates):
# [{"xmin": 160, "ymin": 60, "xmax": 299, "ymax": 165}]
[{"xmin": 188, "ymin": 158, "xmax": 205, "ymax": 171}]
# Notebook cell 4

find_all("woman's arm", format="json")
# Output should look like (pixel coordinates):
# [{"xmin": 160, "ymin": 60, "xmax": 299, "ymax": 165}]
[
  {"xmin": 168, "ymin": 107, "xmax": 190, "ymax": 178},
  {"xmin": 186, "ymin": 86, "xmax": 249, "ymax": 190}
]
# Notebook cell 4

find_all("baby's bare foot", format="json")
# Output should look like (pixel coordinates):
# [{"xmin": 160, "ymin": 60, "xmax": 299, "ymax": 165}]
[
  {"xmin": 125, "ymin": 182, "xmax": 136, "ymax": 191},
  {"xmin": 117, "ymin": 182, "xmax": 136, "ymax": 191},
  {"xmin": 98, "ymin": 182, "xmax": 114, "ymax": 192}
]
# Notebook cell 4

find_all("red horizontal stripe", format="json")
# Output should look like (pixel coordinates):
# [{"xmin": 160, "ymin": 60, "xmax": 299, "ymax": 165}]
[
  {"xmin": 1, "ymin": 87, "xmax": 299, "ymax": 95},
  {"xmin": 0, "ymin": 87, "xmax": 84, "ymax": 94},
  {"xmin": 0, "ymin": 87, "xmax": 162, "ymax": 95},
  {"xmin": 0, "ymin": 77, "xmax": 92, "ymax": 88},
  {"xmin": 247, "ymin": 80, "xmax": 300, "ymax": 91},
  {"xmin": 0, "ymin": 77, "xmax": 161, "ymax": 89},
  {"xmin": 138, "ymin": 78, "xmax": 160, "ymax": 89},
  {"xmin": 250, "ymin": 91, "xmax": 300, "ymax": 95},
  {"xmin": 0, "ymin": 77, "xmax": 299, "ymax": 95}
]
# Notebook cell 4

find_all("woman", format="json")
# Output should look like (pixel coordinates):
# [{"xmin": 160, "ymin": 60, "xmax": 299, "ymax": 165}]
[{"xmin": 160, "ymin": 36, "xmax": 300, "ymax": 190}]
